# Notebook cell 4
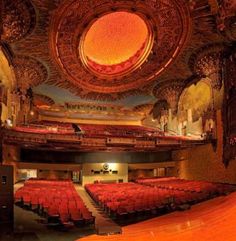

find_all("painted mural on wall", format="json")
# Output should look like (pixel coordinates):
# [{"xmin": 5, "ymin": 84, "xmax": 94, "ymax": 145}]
[
  {"xmin": 179, "ymin": 80, "xmax": 212, "ymax": 122},
  {"xmin": 143, "ymin": 78, "xmax": 219, "ymax": 138}
]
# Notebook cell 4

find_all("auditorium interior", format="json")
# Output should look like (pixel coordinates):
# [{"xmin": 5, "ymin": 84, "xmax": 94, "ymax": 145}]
[{"xmin": 0, "ymin": 0, "xmax": 236, "ymax": 241}]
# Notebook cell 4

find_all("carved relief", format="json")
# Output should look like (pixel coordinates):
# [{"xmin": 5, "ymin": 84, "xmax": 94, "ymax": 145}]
[
  {"xmin": 13, "ymin": 56, "xmax": 48, "ymax": 90},
  {"xmin": 153, "ymin": 80, "xmax": 185, "ymax": 114},
  {"xmin": 133, "ymin": 104, "xmax": 154, "ymax": 116},
  {"xmin": 49, "ymin": 0, "xmax": 190, "ymax": 94},
  {"xmin": 221, "ymin": 16, "xmax": 236, "ymax": 41},
  {"xmin": 189, "ymin": 45, "xmax": 225, "ymax": 90},
  {"xmin": 2, "ymin": 0, "xmax": 36, "ymax": 43},
  {"xmin": 223, "ymin": 48, "xmax": 236, "ymax": 166},
  {"xmin": 195, "ymin": 52, "xmax": 223, "ymax": 90},
  {"xmin": 152, "ymin": 99, "xmax": 169, "ymax": 120},
  {"xmin": 4, "ymin": 0, "xmax": 236, "ymax": 104},
  {"xmin": 217, "ymin": 0, "xmax": 236, "ymax": 29},
  {"xmin": 202, "ymin": 108, "xmax": 216, "ymax": 134},
  {"xmin": 33, "ymin": 94, "xmax": 55, "ymax": 107}
]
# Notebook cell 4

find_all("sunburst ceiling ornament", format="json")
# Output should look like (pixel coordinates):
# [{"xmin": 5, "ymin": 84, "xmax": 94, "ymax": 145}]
[{"xmin": 80, "ymin": 11, "xmax": 152, "ymax": 78}]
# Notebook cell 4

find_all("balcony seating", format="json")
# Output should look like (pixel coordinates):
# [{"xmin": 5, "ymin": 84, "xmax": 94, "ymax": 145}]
[{"xmin": 15, "ymin": 179, "xmax": 95, "ymax": 227}]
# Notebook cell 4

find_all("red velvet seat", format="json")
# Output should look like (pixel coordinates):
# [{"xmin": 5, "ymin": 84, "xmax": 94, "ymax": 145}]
[{"xmin": 15, "ymin": 179, "xmax": 95, "ymax": 226}]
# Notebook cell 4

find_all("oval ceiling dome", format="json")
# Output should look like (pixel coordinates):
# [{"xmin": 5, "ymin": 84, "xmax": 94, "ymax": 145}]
[{"xmin": 80, "ymin": 11, "xmax": 152, "ymax": 77}]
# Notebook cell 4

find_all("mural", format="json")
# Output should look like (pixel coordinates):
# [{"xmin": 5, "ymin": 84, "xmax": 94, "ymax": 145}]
[
  {"xmin": 143, "ymin": 78, "xmax": 217, "ymax": 138},
  {"xmin": 33, "ymin": 84, "xmax": 156, "ymax": 107},
  {"xmin": 179, "ymin": 80, "xmax": 212, "ymax": 122}
]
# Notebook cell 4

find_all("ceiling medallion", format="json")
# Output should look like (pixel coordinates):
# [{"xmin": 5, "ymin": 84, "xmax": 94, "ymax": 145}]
[
  {"xmin": 79, "ymin": 11, "xmax": 154, "ymax": 79},
  {"xmin": 2, "ymin": 0, "xmax": 36, "ymax": 43},
  {"xmin": 13, "ymin": 56, "xmax": 48, "ymax": 90},
  {"xmin": 189, "ymin": 44, "xmax": 225, "ymax": 90},
  {"xmin": 50, "ymin": 0, "xmax": 190, "ymax": 94},
  {"xmin": 153, "ymin": 80, "xmax": 185, "ymax": 114}
]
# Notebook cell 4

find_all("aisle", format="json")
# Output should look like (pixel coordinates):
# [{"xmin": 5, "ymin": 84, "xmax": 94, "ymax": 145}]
[{"xmin": 74, "ymin": 185, "xmax": 121, "ymax": 235}]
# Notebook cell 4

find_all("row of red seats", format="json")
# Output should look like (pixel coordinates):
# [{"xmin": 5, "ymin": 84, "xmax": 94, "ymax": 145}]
[
  {"xmin": 23, "ymin": 178, "xmax": 73, "ymax": 187},
  {"xmin": 15, "ymin": 179, "xmax": 95, "ymax": 227},
  {"xmin": 85, "ymin": 183, "xmax": 200, "ymax": 218},
  {"xmin": 136, "ymin": 177, "xmax": 236, "ymax": 195},
  {"xmin": 85, "ymin": 181, "xmax": 235, "ymax": 219}
]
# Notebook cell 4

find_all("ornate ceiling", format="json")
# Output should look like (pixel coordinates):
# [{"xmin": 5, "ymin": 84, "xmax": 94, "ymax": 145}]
[
  {"xmin": 1, "ymin": 0, "xmax": 236, "ymax": 118},
  {"xmin": 49, "ymin": 0, "xmax": 190, "ymax": 95},
  {"xmin": 81, "ymin": 11, "xmax": 151, "ymax": 77},
  {"xmin": 13, "ymin": 56, "xmax": 48, "ymax": 90},
  {"xmin": 33, "ymin": 94, "xmax": 55, "ymax": 107},
  {"xmin": 2, "ymin": 0, "xmax": 36, "ymax": 43}
]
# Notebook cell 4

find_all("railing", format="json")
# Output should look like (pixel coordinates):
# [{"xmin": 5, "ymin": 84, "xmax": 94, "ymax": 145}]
[
  {"xmin": 2, "ymin": 127, "xmax": 208, "ymax": 150},
  {"xmin": 11, "ymin": 123, "xmax": 164, "ymax": 138}
]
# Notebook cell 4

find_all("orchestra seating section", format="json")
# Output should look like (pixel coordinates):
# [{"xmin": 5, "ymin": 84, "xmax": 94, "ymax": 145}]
[
  {"xmin": 79, "ymin": 191, "xmax": 236, "ymax": 241},
  {"xmin": 14, "ymin": 179, "xmax": 95, "ymax": 227},
  {"xmin": 85, "ymin": 179, "xmax": 235, "ymax": 222},
  {"xmin": 136, "ymin": 177, "xmax": 235, "ymax": 194}
]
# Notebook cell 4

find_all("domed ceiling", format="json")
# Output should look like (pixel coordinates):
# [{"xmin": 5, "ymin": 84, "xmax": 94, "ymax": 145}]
[
  {"xmin": 81, "ymin": 11, "xmax": 151, "ymax": 77},
  {"xmin": 2, "ymin": 0, "xmax": 236, "ymax": 120},
  {"xmin": 49, "ymin": 0, "xmax": 190, "ymax": 94}
]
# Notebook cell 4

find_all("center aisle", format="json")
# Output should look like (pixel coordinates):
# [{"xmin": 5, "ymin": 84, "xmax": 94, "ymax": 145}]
[{"xmin": 74, "ymin": 185, "xmax": 121, "ymax": 235}]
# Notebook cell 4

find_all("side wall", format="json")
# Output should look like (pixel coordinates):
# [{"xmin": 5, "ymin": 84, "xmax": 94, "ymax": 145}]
[
  {"xmin": 2, "ymin": 144, "xmax": 20, "ymax": 183},
  {"xmin": 2, "ymin": 144, "xmax": 81, "ymax": 182},
  {"xmin": 128, "ymin": 162, "xmax": 177, "ymax": 181},
  {"xmin": 173, "ymin": 110, "xmax": 236, "ymax": 184},
  {"xmin": 18, "ymin": 162, "xmax": 81, "ymax": 180}
]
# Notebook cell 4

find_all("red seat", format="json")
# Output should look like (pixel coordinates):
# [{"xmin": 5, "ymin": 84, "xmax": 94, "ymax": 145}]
[{"xmin": 15, "ymin": 179, "xmax": 95, "ymax": 226}]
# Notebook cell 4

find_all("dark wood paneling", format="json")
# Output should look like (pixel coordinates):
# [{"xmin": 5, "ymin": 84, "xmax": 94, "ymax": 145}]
[
  {"xmin": 223, "ymin": 47, "xmax": 236, "ymax": 166},
  {"xmin": 0, "ymin": 165, "xmax": 14, "ymax": 233}
]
